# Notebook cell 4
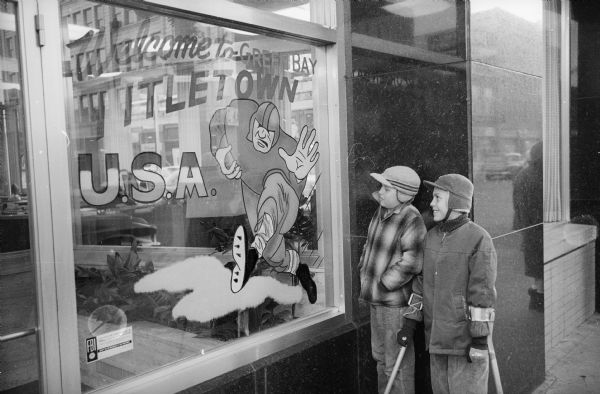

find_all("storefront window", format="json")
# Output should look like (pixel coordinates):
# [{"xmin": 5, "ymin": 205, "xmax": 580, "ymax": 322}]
[{"xmin": 60, "ymin": 2, "xmax": 329, "ymax": 390}]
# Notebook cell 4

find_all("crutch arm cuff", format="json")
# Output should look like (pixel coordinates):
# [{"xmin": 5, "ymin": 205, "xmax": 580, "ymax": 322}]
[{"xmin": 469, "ymin": 306, "xmax": 495, "ymax": 321}]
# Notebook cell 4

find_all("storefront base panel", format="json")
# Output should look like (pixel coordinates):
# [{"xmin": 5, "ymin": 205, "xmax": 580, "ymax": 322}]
[
  {"xmin": 176, "ymin": 319, "xmax": 442, "ymax": 394},
  {"xmin": 178, "ymin": 322, "xmax": 373, "ymax": 393},
  {"xmin": 357, "ymin": 321, "xmax": 377, "ymax": 394}
]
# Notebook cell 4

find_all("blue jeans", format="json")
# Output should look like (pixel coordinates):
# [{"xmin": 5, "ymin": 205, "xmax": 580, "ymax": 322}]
[
  {"xmin": 430, "ymin": 353, "xmax": 489, "ymax": 394},
  {"xmin": 370, "ymin": 305, "xmax": 415, "ymax": 394}
]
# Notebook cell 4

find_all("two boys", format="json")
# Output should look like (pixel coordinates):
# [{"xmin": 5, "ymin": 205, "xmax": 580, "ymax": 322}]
[{"xmin": 360, "ymin": 169, "xmax": 497, "ymax": 394}]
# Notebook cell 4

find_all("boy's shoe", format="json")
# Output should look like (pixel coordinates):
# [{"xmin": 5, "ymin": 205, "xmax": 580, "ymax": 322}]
[
  {"xmin": 296, "ymin": 263, "xmax": 317, "ymax": 304},
  {"xmin": 229, "ymin": 225, "xmax": 258, "ymax": 293}
]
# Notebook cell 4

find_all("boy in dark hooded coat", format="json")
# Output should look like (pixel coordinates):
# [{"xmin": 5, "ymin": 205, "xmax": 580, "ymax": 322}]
[{"xmin": 404, "ymin": 174, "xmax": 497, "ymax": 394}]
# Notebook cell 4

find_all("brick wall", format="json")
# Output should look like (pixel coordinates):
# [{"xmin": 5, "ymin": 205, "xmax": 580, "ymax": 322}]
[{"xmin": 544, "ymin": 241, "xmax": 596, "ymax": 355}]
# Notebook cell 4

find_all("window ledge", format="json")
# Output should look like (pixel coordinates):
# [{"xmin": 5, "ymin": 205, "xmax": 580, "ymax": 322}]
[{"xmin": 544, "ymin": 222, "xmax": 598, "ymax": 263}]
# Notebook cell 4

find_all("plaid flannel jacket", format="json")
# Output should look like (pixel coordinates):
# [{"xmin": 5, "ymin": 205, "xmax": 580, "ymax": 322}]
[{"xmin": 358, "ymin": 203, "xmax": 426, "ymax": 307}]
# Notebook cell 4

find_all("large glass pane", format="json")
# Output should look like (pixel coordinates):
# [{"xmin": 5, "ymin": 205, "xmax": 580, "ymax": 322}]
[
  {"xmin": 470, "ymin": 2, "xmax": 545, "ymax": 392},
  {"xmin": 0, "ymin": 1, "xmax": 39, "ymax": 392},
  {"xmin": 351, "ymin": 0, "xmax": 466, "ymax": 58},
  {"xmin": 60, "ymin": 2, "xmax": 329, "ymax": 391}
]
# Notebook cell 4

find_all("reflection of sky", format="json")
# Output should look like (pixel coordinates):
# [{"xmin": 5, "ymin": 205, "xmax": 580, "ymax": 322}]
[
  {"xmin": 471, "ymin": 0, "xmax": 542, "ymax": 22},
  {"xmin": 0, "ymin": 11, "xmax": 16, "ymax": 31},
  {"xmin": 382, "ymin": 0, "xmax": 452, "ymax": 18},
  {"xmin": 68, "ymin": 24, "xmax": 99, "ymax": 41},
  {"xmin": 274, "ymin": 3, "xmax": 310, "ymax": 21}
]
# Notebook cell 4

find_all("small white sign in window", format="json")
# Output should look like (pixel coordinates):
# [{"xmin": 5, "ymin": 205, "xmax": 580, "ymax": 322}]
[{"xmin": 86, "ymin": 326, "xmax": 133, "ymax": 363}]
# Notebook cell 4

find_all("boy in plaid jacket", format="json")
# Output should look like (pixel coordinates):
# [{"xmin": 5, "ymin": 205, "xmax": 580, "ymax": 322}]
[{"xmin": 358, "ymin": 166, "xmax": 426, "ymax": 394}]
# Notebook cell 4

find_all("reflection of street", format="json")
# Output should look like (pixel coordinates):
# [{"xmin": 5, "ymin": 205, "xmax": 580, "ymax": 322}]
[
  {"xmin": 474, "ymin": 178, "xmax": 545, "ymax": 393},
  {"xmin": 473, "ymin": 179, "xmax": 514, "ymax": 237}
]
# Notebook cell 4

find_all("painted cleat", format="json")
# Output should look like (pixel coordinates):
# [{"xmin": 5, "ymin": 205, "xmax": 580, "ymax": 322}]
[
  {"xmin": 230, "ymin": 225, "xmax": 258, "ymax": 293},
  {"xmin": 296, "ymin": 263, "xmax": 317, "ymax": 304}
]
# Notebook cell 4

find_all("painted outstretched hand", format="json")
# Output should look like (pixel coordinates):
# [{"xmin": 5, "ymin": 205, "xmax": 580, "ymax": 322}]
[
  {"xmin": 215, "ymin": 145, "xmax": 242, "ymax": 179},
  {"xmin": 279, "ymin": 126, "xmax": 320, "ymax": 180}
]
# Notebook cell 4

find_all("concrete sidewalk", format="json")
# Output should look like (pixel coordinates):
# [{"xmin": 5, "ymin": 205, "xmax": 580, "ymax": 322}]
[{"xmin": 532, "ymin": 313, "xmax": 600, "ymax": 394}]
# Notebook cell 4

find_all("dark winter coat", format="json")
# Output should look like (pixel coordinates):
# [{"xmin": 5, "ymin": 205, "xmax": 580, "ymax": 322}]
[{"xmin": 421, "ymin": 216, "xmax": 497, "ymax": 355}]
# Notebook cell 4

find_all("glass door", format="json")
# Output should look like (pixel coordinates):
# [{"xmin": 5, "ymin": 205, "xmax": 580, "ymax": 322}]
[{"xmin": 0, "ymin": 1, "xmax": 39, "ymax": 392}]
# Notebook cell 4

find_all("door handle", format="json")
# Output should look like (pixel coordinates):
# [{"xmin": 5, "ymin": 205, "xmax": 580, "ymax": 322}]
[{"xmin": 0, "ymin": 327, "xmax": 37, "ymax": 343}]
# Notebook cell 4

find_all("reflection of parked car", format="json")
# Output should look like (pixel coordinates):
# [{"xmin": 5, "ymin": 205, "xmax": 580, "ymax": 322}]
[
  {"xmin": 80, "ymin": 207, "xmax": 159, "ymax": 246},
  {"xmin": 484, "ymin": 152, "xmax": 525, "ymax": 180}
]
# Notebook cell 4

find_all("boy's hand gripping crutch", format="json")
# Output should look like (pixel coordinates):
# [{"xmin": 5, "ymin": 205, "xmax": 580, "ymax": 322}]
[{"xmin": 384, "ymin": 294, "xmax": 421, "ymax": 394}]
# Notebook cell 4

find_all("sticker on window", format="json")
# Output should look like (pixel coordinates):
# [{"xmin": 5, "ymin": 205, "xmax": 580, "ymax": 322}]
[{"xmin": 85, "ymin": 326, "xmax": 133, "ymax": 363}]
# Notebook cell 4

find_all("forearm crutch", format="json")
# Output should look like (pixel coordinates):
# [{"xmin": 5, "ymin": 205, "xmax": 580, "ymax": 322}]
[
  {"xmin": 383, "ymin": 335, "xmax": 408, "ymax": 394},
  {"xmin": 488, "ymin": 318, "xmax": 503, "ymax": 394},
  {"xmin": 470, "ymin": 307, "xmax": 503, "ymax": 394}
]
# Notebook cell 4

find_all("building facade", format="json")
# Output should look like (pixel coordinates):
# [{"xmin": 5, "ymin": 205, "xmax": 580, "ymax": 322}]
[{"xmin": 0, "ymin": 1, "xmax": 596, "ymax": 393}]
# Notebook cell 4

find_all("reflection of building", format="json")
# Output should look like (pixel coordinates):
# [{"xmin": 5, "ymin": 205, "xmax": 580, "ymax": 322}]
[
  {"xmin": 0, "ymin": 2, "xmax": 22, "ymax": 197},
  {"xmin": 471, "ymin": 9, "xmax": 543, "ymax": 180},
  {"xmin": 61, "ymin": 3, "xmax": 310, "ymax": 181},
  {"xmin": 352, "ymin": 0, "xmax": 461, "ymax": 56},
  {"xmin": 472, "ymin": 8, "xmax": 543, "ymax": 76}
]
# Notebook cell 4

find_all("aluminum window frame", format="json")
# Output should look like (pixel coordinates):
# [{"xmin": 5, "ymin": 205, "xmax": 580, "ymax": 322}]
[
  {"xmin": 17, "ymin": 1, "xmax": 81, "ymax": 393},
  {"xmin": 560, "ymin": 0, "xmax": 570, "ymax": 221},
  {"xmin": 33, "ymin": 0, "xmax": 353, "ymax": 392},
  {"xmin": 141, "ymin": 0, "xmax": 336, "ymax": 45},
  {"xmin": 351, "ymin": 32, "xmax": 464, "ymax": 66}
]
